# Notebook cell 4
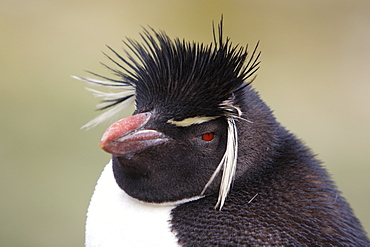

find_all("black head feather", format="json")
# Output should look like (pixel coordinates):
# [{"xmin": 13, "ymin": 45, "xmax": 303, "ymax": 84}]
[{"xmin": 82, "ymin": 20, "xmax": 260, "ymax": 124}]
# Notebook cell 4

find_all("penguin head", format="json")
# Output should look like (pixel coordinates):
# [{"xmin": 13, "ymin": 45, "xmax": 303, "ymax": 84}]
[{"xmin": 77, "ymin": 20, "xmax": 269, "ymax": 209}]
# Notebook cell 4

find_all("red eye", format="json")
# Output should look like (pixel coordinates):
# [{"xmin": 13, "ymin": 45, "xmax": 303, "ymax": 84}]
[{"xmin": 201, "ymin": 132, "xmax": 215, "ymax": 141}]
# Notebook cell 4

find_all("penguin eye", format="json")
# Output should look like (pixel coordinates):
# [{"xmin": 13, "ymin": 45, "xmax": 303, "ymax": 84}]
[{"xmin": 201, "ymin": 132, "xmax": 215, "ymax": 141}]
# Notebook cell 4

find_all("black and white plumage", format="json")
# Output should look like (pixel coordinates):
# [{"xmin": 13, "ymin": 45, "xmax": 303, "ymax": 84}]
[{"xmin": 76, "ymin": 20, "xmax": 370, "ymax": 246}]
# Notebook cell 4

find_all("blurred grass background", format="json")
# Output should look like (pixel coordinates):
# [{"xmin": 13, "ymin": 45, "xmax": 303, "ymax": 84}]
[{"xmin": 1, "ymin": 0, "xmax": 369, "ymax": 246}]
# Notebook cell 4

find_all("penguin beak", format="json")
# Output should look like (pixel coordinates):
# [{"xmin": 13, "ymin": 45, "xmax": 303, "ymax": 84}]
[{"xmin": 99, "ymin": 112, "xmax": 170, "ymax": 156}]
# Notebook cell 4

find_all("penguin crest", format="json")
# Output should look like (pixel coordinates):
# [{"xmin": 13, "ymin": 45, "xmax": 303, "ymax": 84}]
[{"xmin": 74, "ymin": 19, "xmax": 260, "ymax": 128}]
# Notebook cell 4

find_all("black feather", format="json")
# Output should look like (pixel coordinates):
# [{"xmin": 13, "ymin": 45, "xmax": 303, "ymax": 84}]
[{"xmin": 89, "ymin": 20, "xmax": 260, "ymax": 121}]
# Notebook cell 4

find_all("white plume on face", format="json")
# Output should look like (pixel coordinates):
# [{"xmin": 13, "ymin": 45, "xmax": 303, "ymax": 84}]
[{"xmin": 201, "ymin": 117, "xmax": 238, "ymax": 210}]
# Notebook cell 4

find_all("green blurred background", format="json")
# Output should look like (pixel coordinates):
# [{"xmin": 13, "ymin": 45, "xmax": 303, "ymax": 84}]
[{"xmin": 1, "ymin": 0, "xmax": 369, "ymax": 246}]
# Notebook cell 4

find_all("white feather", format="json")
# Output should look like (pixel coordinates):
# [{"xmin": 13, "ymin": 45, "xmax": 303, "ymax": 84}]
[
  {"xmin": 86, "ymin": 161, "xmax": 180, "ymax": 247},
  {"xmin": 85, "ymin": 87, "xmax": 133, "ymax": 99},
  {"xmin": 201, "ymin": 117, "xmax": 238, "ymax": 210},
  {"xmin": 72, "ymin": 76, "xmax": 136, "ymax": 129},
  {"xmin": 72, "ymin": 76, "xmax": 134, "ymax": 88},
  {"xmin": 81, "ymin": 96, "xmax": 135, "ymax": 129}
]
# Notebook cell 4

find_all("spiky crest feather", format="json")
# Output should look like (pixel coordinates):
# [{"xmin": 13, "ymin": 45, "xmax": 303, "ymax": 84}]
[{"xmin": 75, "ymin": 19, "xmax": 260, "ymax": 127}]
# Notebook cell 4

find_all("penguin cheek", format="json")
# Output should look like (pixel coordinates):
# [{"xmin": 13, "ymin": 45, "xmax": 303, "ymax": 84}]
[
  {"xmin": 112, "ymin": 155, "xmax": 150, "ymax": 179},
  {"xmin": 111, "ymin": 143, "xmax": 223, "ymax": 203}
]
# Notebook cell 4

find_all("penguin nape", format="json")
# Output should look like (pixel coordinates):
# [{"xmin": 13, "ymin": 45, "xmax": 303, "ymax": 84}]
[{"xmin": 76, "ymin": 20, "xmax": 370, "ymax": 246}]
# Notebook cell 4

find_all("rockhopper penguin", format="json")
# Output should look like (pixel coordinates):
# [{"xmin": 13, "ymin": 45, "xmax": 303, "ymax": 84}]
[{"xmin": 75, "ymin": 20, "xmax": 370, "ymax": 246}]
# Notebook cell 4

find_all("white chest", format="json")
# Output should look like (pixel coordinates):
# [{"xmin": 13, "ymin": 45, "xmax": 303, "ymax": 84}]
[{"xmin": 85, "ymin": 161, "xmax": 180, "ymax": 247}]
